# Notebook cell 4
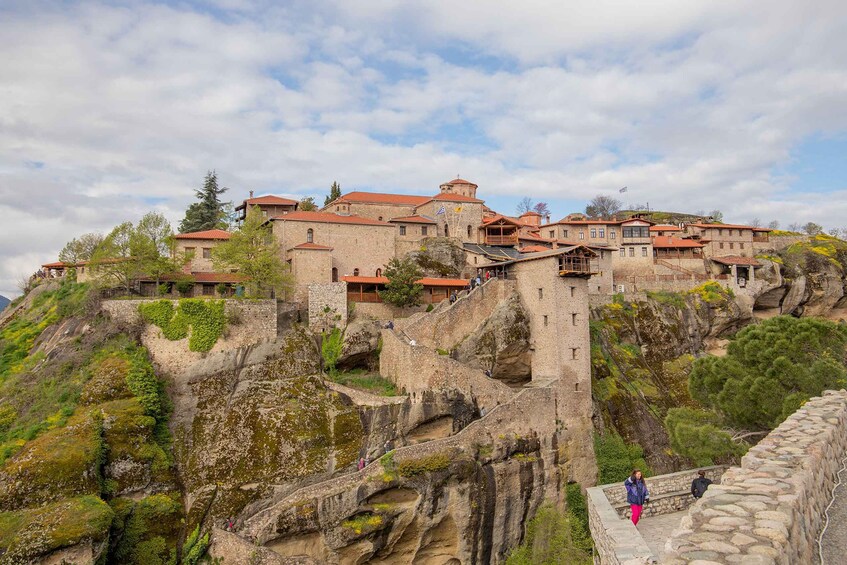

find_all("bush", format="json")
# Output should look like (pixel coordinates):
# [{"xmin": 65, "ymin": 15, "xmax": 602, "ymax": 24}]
[
  {"xmin": 215, "ymin": 283, "xmax": 229, "ymax": 297},
  {"xmin": 665, "ymin": 407, "xmax": 746, "ymax": 465},
  {"xmin": 138, "ymin": 299, "xmax": 226, "ymax": 352},
  {"xmin": 174, "ymin": 279, "xmax": 194, "ymax": 296},
  {"xmin": 322, "ymin": 328, "xmax": 343, "ymax": 375},
  {"xmin": 396, "ymin": 452, "xmax": 450, "ymax": 477},
  {"xmin": 594, "ymin": 433, "xmax": 651, "ymax": 485},
  {"xmin": 505, "ymin": 504, "xmax": 592, "ymax": 565},
  {"xmin": 157, "ymin": 283, "xmax": 170, "ymax": 296},
  {"xmin": 425, "ymin": 303, "xmax": 434, "ymax": 312}
]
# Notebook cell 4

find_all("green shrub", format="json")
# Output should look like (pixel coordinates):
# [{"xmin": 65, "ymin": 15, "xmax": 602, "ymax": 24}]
[
  {"xmin": 332, "ymin": 370, "xmax": 398, "ymax": 396},
  {"xmin": 425, "ymin": 303, "xmax": 434, "ymax": 312},
  {"xmin": 138, "ymin": 299, "xmax": 226, "ymax": 352},
  {"xmin": 182, "ymin": 525, "xmax": 210, "ymax": 565},
  {"xmin": 322, "ymin": 327, "xmax": 343, "ymax": 375},
  {"xmin": 505, "ymin": 504, "xmax": 592, "ymax": 565},
  {"xmin": 342, "ymin": 513, "xmax": 383, "ymax": 535},
  {"xmin": 594, "ymin": 433, "xmax": 651, "ymax": 485},
  {"xmin": 396, "ymin": 452, "xmax": 450, "ymax": 477},
  {"xmin": 215, "ymin": 283, "xmax": 229, "ymax": 297},
  {"xmin": 175, "ymin": 279, "xmax": 194, "ymax": 296},
  {"xmin": 157, "ymin": 283, "xmax": 170, "ymax": 296}
]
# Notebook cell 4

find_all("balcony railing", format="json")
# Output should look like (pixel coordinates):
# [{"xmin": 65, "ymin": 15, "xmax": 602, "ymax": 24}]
[
  {"xmin": 485, "ymin": 234, "xmax": 518, "ymax": 245},
  {"xmin": 558, "ymin": 256, "xmax": 593, "ymax": 274}
]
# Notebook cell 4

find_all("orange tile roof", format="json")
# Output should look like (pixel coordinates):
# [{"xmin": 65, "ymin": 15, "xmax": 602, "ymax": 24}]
[
  {"xmin": 175, "ymin": 229, "xmax": 231, "ymax": 240},
  {"xmin": 711, "ymin": 255, "xmax": 762, "ymax": 267},
  {"xmin": 270, "ymin": 211, "xmax": 392, "ymax": 226},
  {"xmin": 336, "ymin": 191, "xmax": 431, "ymax": 206},
  {"xmin": 483, "ymin": 214, "xmax": 525, "ymax": 226},
  {"xmin": 239, "ymin": 195, "xmax": 298, "ymax": 207},
  {"xmin": 342, "ymin": 276, "xmax": 469, "ymax": 287},
  {"xmin": 41, "ymin": 261, "xmax": 69, "ymax": 268},
  {"xmin": 650, "ymin": 224, "xmax": 682, "ymax": 232},
  {"xmin": 519, "ymin": 245, "xmax": 551, "ymax": 253},
  {"xmin": 652, "ymin": 236, "xmax": 704, "ymax": 248},
  {"xmin": 389, "ymin": 215, "xmax": 437, "ymax": 224},
  {"xmin": 428, "ymin": 193, "xmax": 484, "ymax": 203},
  {"xmin": 291, "ymin": 242, "xmax": 333, "ymax": 250},
  {"xmin": 520, "ymin": 211, "xmax": 542, "ymax": 217},
  {"xmin": 442, "ymin": 178, "xmax": 478, "ymax": 186},
  {"xmin": 688, "ymin": 223, "xmax": 761, "ymax": 230}
]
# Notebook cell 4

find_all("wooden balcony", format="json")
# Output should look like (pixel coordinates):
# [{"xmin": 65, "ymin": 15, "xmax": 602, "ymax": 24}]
[
  {"xmin": 753, "ymin": 235, "xmax": 769, "ymax": 243},
  {"xmin": 485, "ymin": 234, "xmax": 518, "ymax": 246},
  {"xmin": 558, "ymin": 256, "xmax": 596, "ymax": 277}
]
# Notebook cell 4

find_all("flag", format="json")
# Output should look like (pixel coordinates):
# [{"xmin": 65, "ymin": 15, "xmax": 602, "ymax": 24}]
[
  {"xmin": 436, "ymin": 206, "xmax": 446, "ymax": 215},
  {"xmin": 619, "ymin": 186, "xmax": 628, "ymax": 193},
  {"xmin": 454, "ymin": 206, "xmax": 463, "ymax": 213}
]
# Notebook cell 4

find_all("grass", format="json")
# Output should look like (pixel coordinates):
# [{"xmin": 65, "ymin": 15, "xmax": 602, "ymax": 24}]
[
  {"xmin": 342, "ymin": 513, "xmax": 383, "ymax": 535},
  {"xmin": 331, "ymin": 368, "xmax": 398, "ymax": 396}
]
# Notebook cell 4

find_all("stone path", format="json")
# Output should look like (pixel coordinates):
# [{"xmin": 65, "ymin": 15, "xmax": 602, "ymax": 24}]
[
  {"xmin": 819, "ymin": 456, "xmax": 847, "ymax": 565},
  {"xmin": 638, "ymin": 510, "xmax": 687, "ymax": 561}
]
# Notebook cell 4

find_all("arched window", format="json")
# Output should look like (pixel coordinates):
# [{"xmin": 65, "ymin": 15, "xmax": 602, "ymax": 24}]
[
  {"xmin": 353, "ymin": 268, "xmax": 360, "ymax": 276},
  {"xmin": 376, "ymin": 268, "xmax": 382, "ymax": 277},
  {"xmin": 378, "ymin": 216, "xmax": 383, "ymax": 221},
  {"xmin": 467, "ymin": 225, "xmax": 472, "ymax": 238},
  {"xmin": 444, "ymin": 224, "xmax": 449, "ymax": 237},
  {"xmin": 331, "ymin": 267, "xmax": 338, "ymax": 282},
  {"xmin": 306, "ymin": 228, "xmax": 314, "ymax": 243}
]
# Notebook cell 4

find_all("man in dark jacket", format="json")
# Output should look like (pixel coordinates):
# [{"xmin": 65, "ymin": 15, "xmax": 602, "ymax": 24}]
[{"xmin": 691, "ymin": 470, "xmax": 712, "ymax": 499}]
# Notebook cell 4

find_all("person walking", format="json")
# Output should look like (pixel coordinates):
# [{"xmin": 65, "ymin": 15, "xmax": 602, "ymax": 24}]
[
  {"xmin": 357, "ymin": 457, "xmax": 365, "ymax": 471},
  {"xmin": 624, "ymin": 469, "xmax": 649, "ymax": 526},
  {"xmin": 691, "ymin": 470, "xmax": 712, "ymax": 499}
]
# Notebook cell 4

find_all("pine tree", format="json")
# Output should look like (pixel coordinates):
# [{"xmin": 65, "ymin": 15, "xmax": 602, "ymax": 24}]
[
  {"xmin": 179, "ymin": 171, "xmax": 230, "ymax": 233},
  {"xmin": 324, "ymin": 181, "xmax": 342, "ymax": 206},
  {"xmin": 379, "ymin": 258, "xmax": 423, "ymax": 307}
]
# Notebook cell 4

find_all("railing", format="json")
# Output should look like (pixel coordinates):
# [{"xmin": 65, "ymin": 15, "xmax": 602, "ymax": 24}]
[
  {"xmin": 347, "ymin": 292, "xmax": 382, "ymax": 303},
  {"xmin": 558, "ymin": 256, "xmax": 593, "ymax": 273},
  {"xmin": 753, "ymin": 235, "xmax": 769, "ymax": 242},
  {"xmin": 484, "ymin": 234, "xmax": 518, "ymax": 245}
]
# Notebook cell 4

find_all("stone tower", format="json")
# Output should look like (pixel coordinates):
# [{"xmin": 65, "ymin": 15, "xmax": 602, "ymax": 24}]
[{"xmin": 439, "ymin": 178, "xmax": 478, "ymax": 199}]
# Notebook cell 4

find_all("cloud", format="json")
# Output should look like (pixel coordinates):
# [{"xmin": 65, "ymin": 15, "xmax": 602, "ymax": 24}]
[{"xmin": 1, "ymin": 0, "xmax": 847, "ymax": 296}]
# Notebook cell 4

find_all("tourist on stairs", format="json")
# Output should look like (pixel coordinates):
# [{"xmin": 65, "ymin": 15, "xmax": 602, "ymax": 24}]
[{"xmin": 624, "ymin": 469, "xmax": 649, "ymax": 526}]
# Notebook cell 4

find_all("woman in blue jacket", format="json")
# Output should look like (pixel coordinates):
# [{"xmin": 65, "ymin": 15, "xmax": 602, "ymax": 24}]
[{"xmin": 624, "ymin": 469, "xmax": 649, "ymax": 525}]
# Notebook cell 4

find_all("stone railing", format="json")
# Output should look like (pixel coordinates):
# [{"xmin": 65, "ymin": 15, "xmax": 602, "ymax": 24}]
[
  {"xmin": 663, "ymin": 390, "xmax": 847, "ymax": 564},
  {"xmin": 587, "ymin": 466, "xmax": 727, "ymax": 565}
]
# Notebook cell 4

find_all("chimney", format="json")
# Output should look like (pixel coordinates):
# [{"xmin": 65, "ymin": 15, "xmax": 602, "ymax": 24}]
[{"xmin": 249, "ymin": 190, "xmax": 254, "ymax": 198}]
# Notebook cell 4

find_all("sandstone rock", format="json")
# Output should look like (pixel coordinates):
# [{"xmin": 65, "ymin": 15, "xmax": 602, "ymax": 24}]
[
  {"xmin": 336, "ymin": 320, "xmax": 381, "ymax": 370},
  {"xmin": 406, "ymin": 237, "xmax": 466, "ymax": 278}
]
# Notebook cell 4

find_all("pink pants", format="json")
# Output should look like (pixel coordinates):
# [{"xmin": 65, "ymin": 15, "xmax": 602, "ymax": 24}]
[{"xmin": 631, "ymin": 504, "xmax": 643, "ymax": 525}]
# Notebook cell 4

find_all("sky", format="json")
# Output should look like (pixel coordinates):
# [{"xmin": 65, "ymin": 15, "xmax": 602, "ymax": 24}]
[{"xmin": 2, "ymin": 0, "xmax": 847, "ymax": 298}]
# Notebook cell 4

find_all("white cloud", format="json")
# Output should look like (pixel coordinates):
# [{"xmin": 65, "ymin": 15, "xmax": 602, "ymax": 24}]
[{"xmin": 1, "ymin": 0, "xmax": 847, "ymax": 297}]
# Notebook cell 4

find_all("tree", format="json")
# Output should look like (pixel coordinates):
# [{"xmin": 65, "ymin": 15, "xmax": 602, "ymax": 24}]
[
  {"xmin": 90, "ymin": 222, "xmax": 150, "ymax": 293},
  {"xmin": 58, "ymin": 232, "xmax": 104, "ymax": 264},
  {"xmin": 299, "ymin": 197, "xmax": 318, "ymax": 211},
  {"xmin": 211, "ymin": 206, "xmax": 292, "ymax": 297},
  {"xmin": 768, "ymin": 220, "xmax": 780, "ymax": 230},
  {"xmin": 748, "ymin": 218, "xmax": 762, "ymax": 228},
  {"xmin": 664, "ymin": 407, "xmax": 746, "ymax": 466},
  {"xmin": 533, "ymin": 201, "xmax": 551, "ymax": 219},
  {"xmin": 379, "ymin": 257, "xmax": 423, "ymax": 307},
  {"xmin": 708, "ymin": 209, "xmax": 724, "ymax": 223},
  {"xmin": 516, "ymin": 197, "xmax": 534, "ymax": 215},
  {"xmin": 135, "ymin": 212, "xmax": 190, "ymax": 287},
  {"xmin": 179, "ymin": 170, "xmax": 230, "ymax": 233},
  {"xmin": 803, "ymin": 222, "xmax": 824, "ymax": 235},
  {"xmin": 324, "ymin": 181, "xmax": 342, "ymax": 207},
  {"xmin": 585, "ymin": 195, "xmax": 622, "ymax": 219},
  {"xmin": 689, "ymin": 316, "xmax": 847, "ymax": 431},
  {"xmin": 829, "ymin": 228, "xmax": 843, "ymax": 239},
  {"xmin": 788, "ymin": 222, "xmax": 802, "ymax": 233}
]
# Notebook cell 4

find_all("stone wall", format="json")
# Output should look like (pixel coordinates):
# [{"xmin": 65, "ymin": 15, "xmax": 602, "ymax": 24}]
[
  {"xmin": 101, "ymin": 298, "xmax": 277, "ymax": 340},
  {"xmin": 587, "ymin": 467, "xmax": 727, "ymax": 565},
  {"xmin": 352, "ymin": 301, "xmax": 426, "ymax": 321},
  {"xmin": 399, "ymin": 278, "xmax": 515, "ymax": 350},
  {"xmin": 664, "ymin": 390, "xmax": 847, "ymax": 564},
  {"xmin": 307, "ymin": 283, "xmax": 347, "ymax": 331}
]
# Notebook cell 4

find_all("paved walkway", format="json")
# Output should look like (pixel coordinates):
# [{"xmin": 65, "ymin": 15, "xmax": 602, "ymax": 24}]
[
  {"xmin": 637, "ymin": 510, "xmax": 687, "ymax": 561},
  {"xmin": 819, "ymin": 457, "xmax": 847, "ymax": 565}
]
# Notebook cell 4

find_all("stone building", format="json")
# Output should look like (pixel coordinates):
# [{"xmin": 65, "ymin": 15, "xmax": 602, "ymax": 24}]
[
  {"xmin": 683, "ymin": 222, "xmax": 771, "ymax": 258},
  {"xmin": 235, "ymin": 193, "xmax": 298, "ymax": 222},
  {"xmin": 651, "ymin": 235, "xmax": 708, "ymax": 277},
  {"xmin": 173, "ymin": 229, "xmax": 231, "ymax": 273}
]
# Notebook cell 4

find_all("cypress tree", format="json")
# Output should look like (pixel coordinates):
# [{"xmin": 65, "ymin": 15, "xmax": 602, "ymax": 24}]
[
  {"xmin": 179, "ymin": 171, "xmax": 230, "ymax": 233},
  {"xmin": 324, "ymin": 181, "xmax": 342, "ymax": 206}
]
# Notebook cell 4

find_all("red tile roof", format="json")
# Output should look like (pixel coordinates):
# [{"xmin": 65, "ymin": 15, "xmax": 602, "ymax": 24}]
[
  {"xmin": 442, "ymin": 178, "xmax": 478, "ymax": 186},
  {"xmin": 483, "ymin": 214, "xmax": 525, "ymax": 226},
  {"xmin": 291, "ymin": 242, "xmax": 333, "ymax": 250},
  {"xmin": 270, "ymin": 211, "xmax": 392, "ymax": 226},
  {"xmin": 336, "ymin": 191, "xmax": 431, "ymax": 206},
  {"xmin": 42, "ymin": 261, "xmax": 69, "ymax": 268},
  {"xmin": 711, "ymin": 256, "xmax": 762, "ymax": 267},
  {"xmin": 175, "ymin": 229, "xmax": 231, "ymax": 240},
  {"xmin": 428, "ymin": 193, "xmax": 484, "ymax": 203},
  {"xmin": 688, "ymin": 223, "xmax": 762, "ymax": 230},
  {"xmin": 342, "ymin": 276, "xmax": 469, "ymax": 287},
  {"xmin": 239, "ymin": 195, "xmax": 298, "ymax": 207},
  {"xmin": 520, "ymin": 211, "xmax": 542, "ymax": 217},
  {"xmin": 652, "ymin": 236, "xmax": 704, "ymax": 248},
  {"xmin": 389, "ymin": 215, "xmax": 437, "ymax": 224},
  {"xmin": 650, "ymin": 224, "xmax": 682, "ymax": 232},
  {"xmin": 519, "ymin": 245, "xmax": 551, "ymax": 253}
]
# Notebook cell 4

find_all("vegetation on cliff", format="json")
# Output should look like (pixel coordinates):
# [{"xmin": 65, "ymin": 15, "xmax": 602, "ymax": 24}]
[{"xmin": 139, "ymin": 298, "xmax": 227, "ymax": 352}]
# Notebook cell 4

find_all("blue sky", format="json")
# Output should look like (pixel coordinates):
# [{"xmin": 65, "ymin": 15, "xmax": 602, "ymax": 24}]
[{"xmin": 1, "ymin": 0, "xmax": 847, "ymax": 297}]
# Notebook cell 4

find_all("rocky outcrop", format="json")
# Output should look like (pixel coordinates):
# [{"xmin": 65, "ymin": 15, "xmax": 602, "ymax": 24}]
[
  {"xmin": 336, "ymin": 320, "xmax": 381, "ymax": 371},
  {"xmin": 453, "ymin": 293, "xmax": 532, "ymax": 385},
  {"xmin": 405, "ymin": 237, "xmax": 466, "ymax": 278}
]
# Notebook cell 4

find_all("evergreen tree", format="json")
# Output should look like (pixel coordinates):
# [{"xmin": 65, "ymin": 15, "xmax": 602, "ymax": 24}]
[
  {"xmin": 324, "ymin": 181, "xmax": 342, "ymax": 206},
  {"xmin": 299, "ymin": 197, "xmax": 318, "ymax": 211},
  {"xmin": 211, "ymin": 206, "xmax": 293, "ymax": 297},
  {"xmin": 379, "ymin": 258, "xmax": 423, "ymax": 307},
  {"xmin": 179, "ymin": 171, "xmax": 230, "ymax": 233}
]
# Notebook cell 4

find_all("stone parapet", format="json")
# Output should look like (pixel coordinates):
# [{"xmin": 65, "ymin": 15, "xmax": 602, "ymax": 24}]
[
  {"xmin": 663, "ymin": 390, "xmax": 847, "ymax": 564},
  {"xmin": 587, "ymin": 466, "xmax": 727, "ymax": 565},
  {"xmin": 307, "ymin": 282, "xmax": 347, "ymax": 331}
]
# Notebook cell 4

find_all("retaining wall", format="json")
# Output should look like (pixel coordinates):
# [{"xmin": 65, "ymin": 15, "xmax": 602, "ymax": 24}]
[
  {"xmin": 587, "ymin": 466, "xmax": 727, "ymax": 565},
  {"xmin": 663, "ymin": 390, "xmax": 847, "ymax": 564},
  {"xmin": 307, "ymin": 282, "xmax": 347, "ymax": 331},
  {"xmin": 102, "ymin": 298, "xmax": 277, "ymax": 340}
]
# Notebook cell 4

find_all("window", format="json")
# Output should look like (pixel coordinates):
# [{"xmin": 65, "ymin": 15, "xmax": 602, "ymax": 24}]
[
  {"xmin": 378, "ymin": 216, "xmax": 383, "ymax": 221},
  {"xmin": 599, "ymin": 228, "xmax": 605, "ymax": 238},
  {"xmin": 538, "ymin": 288, "xmax": 543, "ymax": 299},
  {"xmin": 202, "ymin": 284, "xmax": 215, "ymax": 296},
  {"xmin": 720, "ymin": 242, "xmax": 725, "ymax": 249},
  {"xmin": 572, "ymin": 313, "xmax": 577, "ymax": 326},
  {"xmin": 444, "ymin": 224, "xmax": 449, "ymax": 237},
  {"xmin": 353, "ymin": 268, "xmax": 360, "ymax": 276},
  {"xmin": 376, "ymin": 268, "xmax": 382, "ymax": 277},
  {"xmin": 399, "ymin": 226, "xmax": 406, "ymax": 236},
  {"xmin": 262, "ymin": 210, "xmax": 267, "ymax": 217},
  {"xmin": 421, "ymin": 226, "xmax": 428, "ymax": 236},
  {"xmin": 467, "ymin": 225, "xmax": 472, "ymax": 238},
  {"xmin": 629, "ymin": 247, "xmax": 635, "ymax": 257},
  {"xmin": 610, "ymin": 229, "xmax": 616, "ymax": 239},
  {"xmin": 570, "ymin": 286, "xmax": 576, "ymax": 297},
  {"xmin": 590, "ymin": 228, "xmax": 597, "ymax": 238},
  {"xmin": 332, "ymin": 267, "xmax": 338, "ymax": 282},
  {"xmin": 739, "ymin": 243, "xmax": 745, "ymax": 249},
  {"xmin": 571, "ymin": 348, "xmax": 578, "ymax": 360},
  {"xmin": 642, "ymin": 247, "xmax": 648, "ymax": 257},
  {"xmin": 622, "ymin": 226, "xmax": 649, "ymax": 238},
  {"xmin": 562, "ymin": 229, "xmax": 569, "ymax": 238},
  {"xmin": 185, "ymin": 247, "xmax": 195, "ymax": 256},
  {"xmin": 549, "ymin": 230, "xmax": 555, "ymax": 238},
  {"xmin": 620, "ymin": 248, "xmax": 626, "ymax": 257},
  {"xmin": 202, "ymin": 248, "xmax": 211, "ymax": 259},
  {"xmin": 474, "ymin": 256, "xmax": 478, "ymax": 264},
  {"xmin": 543, "ymin": 315, "xmax": 548, "ymax": 327},
  {"xmin": 306, "ymin": 229, "xmax": 314, "ymax": 243},
  {"xmin": 579, "ymin": 231, "xmax": 585, "ymax": 240},
  {"xmin": 729, "ymin": 243, "xmax": 734, "ymax": 250}
]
